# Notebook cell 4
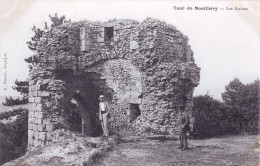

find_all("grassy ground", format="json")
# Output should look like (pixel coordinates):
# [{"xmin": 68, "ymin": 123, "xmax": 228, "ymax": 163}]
[{"xmin": 95, "ymin": 135, "xmax": 259, "ymax": 166}]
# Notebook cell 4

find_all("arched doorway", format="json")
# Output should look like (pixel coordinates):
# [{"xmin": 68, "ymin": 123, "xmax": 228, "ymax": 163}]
[
  {"xmin": 57, "ymin": 58, "xmax": 143, "ymax": 136},
  {"xmin": 57, "ymin": 70, "xmax": 114, "ymax": 136}
]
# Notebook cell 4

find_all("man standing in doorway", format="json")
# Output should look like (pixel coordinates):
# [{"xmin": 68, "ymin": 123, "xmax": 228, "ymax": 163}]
[
  {"xmin": 178, "ymin": 107, "xmax": 190, "ymax": 150},
  {"xmin": 98, "ymin": 95, "xmax": 110, "ymax": 137}
]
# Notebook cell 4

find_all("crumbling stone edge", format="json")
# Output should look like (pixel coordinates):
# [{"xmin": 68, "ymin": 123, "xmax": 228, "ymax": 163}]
[
  {"xmin": 2, "ymin": 132, "xmax": 120, "ymax": 166},
  {"xmin": 84, "ymin": 137, "xmax": 119, "ymax": 166}
]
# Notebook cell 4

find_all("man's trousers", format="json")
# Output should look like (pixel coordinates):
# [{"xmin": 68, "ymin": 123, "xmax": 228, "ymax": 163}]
[
  {"xmin": 179, "ymin": 128, "xmax": 188, "ymax": 149},
  {"xmin": 101, "ymin": 113, "xmax": 109, "ymax": 137}
]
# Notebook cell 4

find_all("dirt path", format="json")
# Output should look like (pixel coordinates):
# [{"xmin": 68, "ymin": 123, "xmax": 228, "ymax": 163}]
[{"xmin": 95, "ymin": 135, "xmax": 259, "ymax": 166}]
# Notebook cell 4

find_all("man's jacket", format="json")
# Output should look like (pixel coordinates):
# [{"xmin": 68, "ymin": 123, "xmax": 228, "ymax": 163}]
[{"xmin": 99, "ymin": 101, "xmax": 109, "ymax": 120}]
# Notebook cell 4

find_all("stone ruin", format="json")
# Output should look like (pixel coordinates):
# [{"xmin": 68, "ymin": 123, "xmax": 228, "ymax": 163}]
[{"xmin": 27, "ymin": 18, "xmax": 200, "ymax": 150}]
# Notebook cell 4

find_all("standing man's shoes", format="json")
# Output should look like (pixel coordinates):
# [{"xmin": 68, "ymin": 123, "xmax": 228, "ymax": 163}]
[{"xmin": 181, "ymin": 147, "xmax": 188, "ymax": 151}]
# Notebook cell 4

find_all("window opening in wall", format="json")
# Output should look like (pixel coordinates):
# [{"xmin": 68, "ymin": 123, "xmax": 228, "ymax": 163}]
[
  {"xmin": 130, "ymin": 104, "xmax": 141, "ymax": 122},
  {"xmin": 104, "ymin": 27, "xmax": 114, "ymax": 41}
]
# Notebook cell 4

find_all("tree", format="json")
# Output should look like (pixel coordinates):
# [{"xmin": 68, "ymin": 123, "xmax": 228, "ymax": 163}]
[
  {"xmin": 49, "ymin": 13, "xmax": 66, "ymax": 27},
  {"xmin": 222, "ymin": 78, "xmax": 245, "ymax": 107},
  {"xmin": 12, "ymin": 80, "xmax": 29, "ymax": 98},
  {"xmin": 222, "ymin": 78, "xmax": 259, "ymax": 133},
  {"xmin": 2, "ymin": 80, "xmax": 29, "ymax": 106}
]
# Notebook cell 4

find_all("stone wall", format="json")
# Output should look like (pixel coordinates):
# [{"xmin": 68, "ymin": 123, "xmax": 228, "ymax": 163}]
[
  {"xmin": 27, "ymin": 18, "xmax": 200, "ymax": 150},
  {"xmin": 28, "ymin": 69, "xmax": 66, "ymax": 150},
  {"xmin": 85, "ymin": 59, "xmax": 143, "ymax": 132}
]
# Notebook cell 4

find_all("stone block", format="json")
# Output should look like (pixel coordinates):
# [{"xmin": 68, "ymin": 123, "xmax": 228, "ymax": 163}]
[
  {"xmin": 43, "ymin": 102, "xmax": 52, "ymax": 109},
  {"xmin": 38, "ymin": 91, "xmax": 50, "ymax": 97},
  {"xmin": 28, "ymin": 136, "xmax": 33, "ymax": 146},
  {"xmin": 46, "ymin": 124, "xmax": 55, "ymax": 132},
  {"xmin": 36, "ymin": 80, "xmax": 42, "ymax": 85},
  {"xmin": 46, "ymin": 132, "xmax": 52, "ymax": 141},
  {"xmin": 29, "ymin": 97, "xmax": 35, "ymax": 103},
  {"xmin": 42, "ymin": 79, "xmax": 49, "ymax": 84},
  {"xmin": 38, "ymin": 132, "xmax": 47, "ymax": 141},
  {"xmin": 33, "ymin": 124, "xmax": 38, "ymax": 131},
  {"xmin": 36, "ymin": 84, "xmax": 41, "ymax": 91},
  {"xmin": 130, "ymin": 41, "xmax": 139, "ymax": 49},
  {"xmin": 29, "ymin": 145, "xmax": 36, "ymax": 151},
  {"xmin": 29, "ymin": 103, "xmax": 37, "ymax": 110},
  {"xmin": 28, "ymin": 92, "xmax": 33, "ymax": 97},
  {"xmin": 43, "ymin": 119, "xmax": 51, "ymax": 124},
  {"xmin": 97, "ymin": 36, "xmax": 104, "ymax": 42},
  {"xmin": 34, "ymin": 131, "xmax": 39, "ymax": 140},
  {"xmin": 35, "ymin": 111, "xmax": 44, "ymax": 119},
  {"xmin": 80, "ymin": 26, "xmax": 86, "ymax": 40},
  {"xmin": 29, "ymin": 117, "xmax": 35, "ymax": 124},
  {"xmin": 185, "ymin": 45, "xmax": 192, "ymax": 62},
  {"xmin": 34, "ymin": 139, "xmax": 41, "ymax": 148},
  {"xmin": 28, "ymin": 129, "xmax": 34, "ymax": 139},
  {"xmin": 36, "ymin": 118, "xmax": 42, "ymax": 124},
  {"xmin": 28, "ymin": 86, "xmax": 32, "ymax": 92},
  {"xmin": 55, "ymin": 94, "xmax": 64, "ymax": 100},
  {"xmin": 36, "ymin": 104, "xmax": 42, "ymax": 112},
  {"xmin": 38, "ymin": 124, "xmax": 46, "ymax": 132},
  {"xmin": 28, "ymin": 123, "xmax": 33, "ymax": 130},
  {"xmin": 31, "ymin": 85, "xmax": 37, "ymax": 91},
  {"xmin": 34, "ymin": 97, "xmax": 42, "ymax": 103},
  {"xmin": 32, "ymin": 91, "xmax": 38, "ymax": 97},
  {"xmin": 81, "ymin": 39, "xmax": 86, "ymax": 52},
  {"xmin": 46, "ymin": 141, "xmax": 52, "ymax": 145},
  {"xmin": 52, "ymin": 136, "xmax": 59, "ymax": 142},
  {"xmin": 114, "ymin": 36, "xmax": 119, "ymax": 42},
  {"xmin": 29, "ymin": 111, "xmax": 35, "ymax": 118},
  {"xmin": 29, "ymin": 80, "xmax": 35, "ymax": 86}
]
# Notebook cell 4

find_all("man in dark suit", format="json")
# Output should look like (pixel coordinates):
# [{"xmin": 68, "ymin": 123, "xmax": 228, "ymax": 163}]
[{"xmin": 178, "ymin": 108, "xmax": 190, "ymax": 150}]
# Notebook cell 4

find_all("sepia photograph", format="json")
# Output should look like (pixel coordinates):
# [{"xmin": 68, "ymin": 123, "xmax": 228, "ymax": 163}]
[{"xmin": 0, "ymin": 0, "xmax": 259, "ymax": 165}]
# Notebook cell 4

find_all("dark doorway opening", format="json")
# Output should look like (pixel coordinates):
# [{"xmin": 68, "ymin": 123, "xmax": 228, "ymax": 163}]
[
  {"xmin": 104, "ymin": 27, "xmax": 114, "ymax": 41},
  {"xmin": 56, "ymin": 70, "xmax": 114, "ymax": 137},
  {"xmin": 130, "ymin": 104, "xmax": 141, "ymax": 122},
  {"xmin": 68, "ymin": 100, "xmax": 82, "ymax": 133}
]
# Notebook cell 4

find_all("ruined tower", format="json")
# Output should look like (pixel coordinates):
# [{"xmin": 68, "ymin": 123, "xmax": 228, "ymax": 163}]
[{"xmin": 27, "ymin": 18, "xmax": 200, "ymax": 150}]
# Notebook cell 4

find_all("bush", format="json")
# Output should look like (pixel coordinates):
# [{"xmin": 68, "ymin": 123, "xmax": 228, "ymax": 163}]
[
  {"xmin": 193, "ymin": 95, "xmax": 226, "ymax": 138},
  {"xmin": 0, "ymin": 108, "xmax": 28, "ymax": 165},
  {"xmin": 193, "ymin": 78, "xmax": 259, "ymax": 138}
]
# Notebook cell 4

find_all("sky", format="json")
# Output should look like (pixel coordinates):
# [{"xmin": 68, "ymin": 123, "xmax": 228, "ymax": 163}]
[{"xmin": 0, "ymin": 0, "xmax": 260, "ymax": 100}]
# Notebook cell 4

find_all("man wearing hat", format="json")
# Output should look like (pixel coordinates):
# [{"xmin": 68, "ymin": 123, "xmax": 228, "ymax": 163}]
[{"xmin": 98, "ymin": 95, "xmax": 110, "ymax": 137}]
